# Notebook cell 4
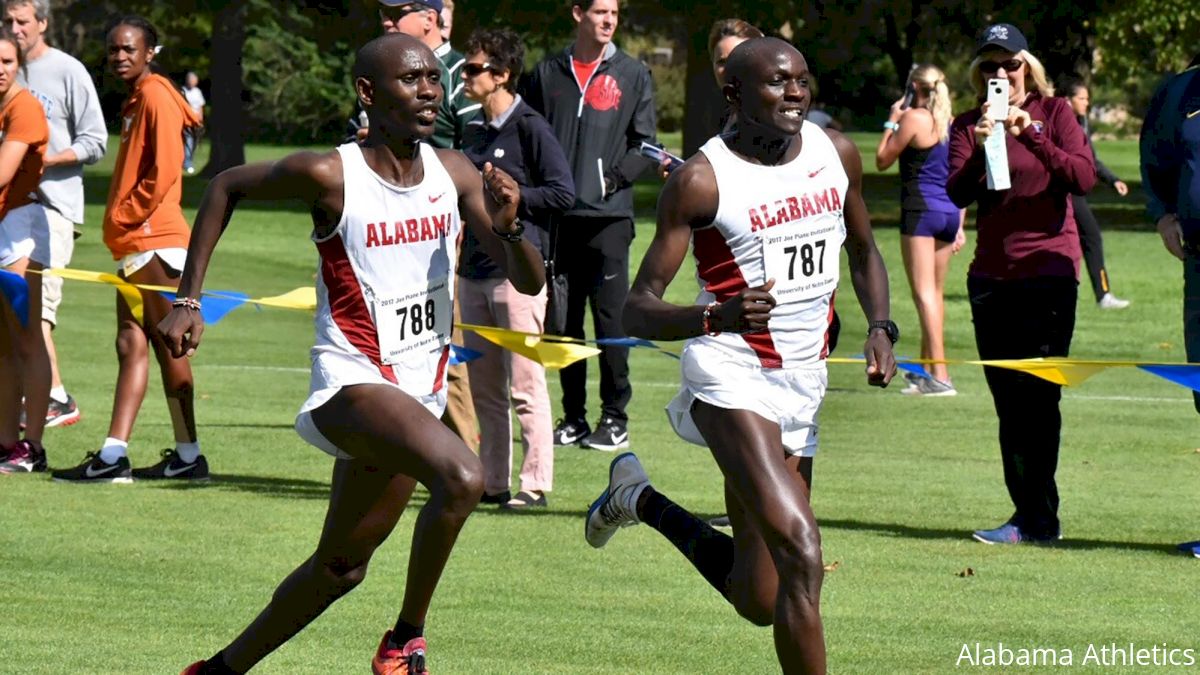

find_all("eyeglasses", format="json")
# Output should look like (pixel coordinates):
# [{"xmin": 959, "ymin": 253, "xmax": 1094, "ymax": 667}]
[
  {"xmin": 462, "ymin": 62, "xmax": 498, "ymax": 78},
  {"xmin": 979, "ymin": 59, "xmax": 1024, "ymax": 75}
]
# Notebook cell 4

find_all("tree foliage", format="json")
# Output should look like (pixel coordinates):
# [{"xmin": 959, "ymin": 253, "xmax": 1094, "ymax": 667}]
[{"xmin": 1095, "ymin": 0, "xmax": 1200, "ymax": 117}]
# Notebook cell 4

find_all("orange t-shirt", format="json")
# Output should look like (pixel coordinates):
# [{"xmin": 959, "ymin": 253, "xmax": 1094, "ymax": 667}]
[
  {"xmin": 103, "ymin": 73, "xmax": 201, "ymax": 259},
  {"xmin": 0, "ymin": 87, "xmax": 48, "ymax": 221}
]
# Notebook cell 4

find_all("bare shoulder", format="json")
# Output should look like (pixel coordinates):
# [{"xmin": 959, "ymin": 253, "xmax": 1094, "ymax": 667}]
[
  {"xmin": 823, "ymin": 128, "xmax": 862, "ymax": 175},
  {"xmin": 664, "ymin": 153, "xmax": 718, "ymax": 220},
  {"xmin": 295, "ymin": 149, "xmax": 344, "ymax": 189},
  {"xmin": 434, "ymin": 148, "xmax": 481, "ymax": 190}
]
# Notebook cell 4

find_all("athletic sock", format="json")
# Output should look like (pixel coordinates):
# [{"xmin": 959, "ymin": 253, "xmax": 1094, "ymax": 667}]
[
  {"xmin": 640, "ymin": 489, "xmax": 736, "ymax": 599},
  {"xmin": 49, "ymin": 386, "xmax": 68, "ymax": 404},
  {"xmin": 98, "ymin": 438, "xmax": 128, "ymax": 465},
  {"xmin": 388, "ymin": 617, "xmax": 424, "ymax": 649},
  {"xmin": 200, "ymin": 651, "xmax": 241, "ymax": 675},
  {"xmin": 175, "ymin": 441, "xmax": 201, "ymax": 463}
]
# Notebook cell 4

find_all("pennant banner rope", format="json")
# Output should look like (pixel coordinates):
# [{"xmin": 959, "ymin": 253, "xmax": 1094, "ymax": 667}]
[{"xmin": 13, "ymin": 266, "xmax": 1200, "ymax": 388}]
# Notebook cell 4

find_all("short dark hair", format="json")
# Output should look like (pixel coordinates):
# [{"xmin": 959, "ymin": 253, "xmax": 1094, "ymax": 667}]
[
  {"xmin": 463, "ymin": 28, "xmax": 524, "ymax": 93},
  {"xmin": 1055, "ymin": 75, "xmax": 1086, "ymax": 99},
  {"xmin": 108, "ymin": 14, "xmax": 159, "ymax": 50}
]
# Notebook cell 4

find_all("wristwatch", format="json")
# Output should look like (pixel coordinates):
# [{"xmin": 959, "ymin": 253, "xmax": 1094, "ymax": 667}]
[
  {"xmin": 491, "ymin": 221, "xmax": 525, "ymax": 243},
  {"xmin": 867, "ymin": 319, "xmax": 899, "ymax": 344}
]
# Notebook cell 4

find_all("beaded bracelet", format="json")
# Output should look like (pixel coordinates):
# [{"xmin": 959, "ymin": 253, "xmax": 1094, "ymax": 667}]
[
  {"xmin": 172, "ymin": 296, "xmax": 202, "ymax": 311},
  {"xmin": 701, "ymin": 301, "xmax": 720, "ymax": 336}
]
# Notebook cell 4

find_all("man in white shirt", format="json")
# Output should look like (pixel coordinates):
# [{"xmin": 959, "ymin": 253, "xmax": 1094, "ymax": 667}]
[{"xmin": 182, "ymin": 71, "xmax": 205, "ymax": 175}]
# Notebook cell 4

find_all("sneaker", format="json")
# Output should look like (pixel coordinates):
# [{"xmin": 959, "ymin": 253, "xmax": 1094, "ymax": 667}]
[
  {"xmin": 585, "ymin": 452, "xmax": 650, "ymax": 549},
  {"xmin": 372, "ymin": 632, "xmax": 428, "ymax": 675},
  {"xmin": 971, "ymin": 521, "xmax": 1060, "ymax": 545},
  {"xmin": 180, "ymin": 662, "xmax": 205, "ymax": 675},
  {"xmin": 1175, "ymin": 539, "xmax": 1200, "ymax": 558},
  {"xmin": 552, "ymin": 418, "xmax": 591, "ymax": 446},
  {"xmin": 0, "ymin": 440, "xmax": 48, "ymax": 474},
  {"xmin": 51, "ymin": 452, "xmax": 133, "ymax": 484},
  {"xmin": 581, "ymin": 416, "xmax": 629, "ymax": 452},
  {"xmin": 1097, "ymin": 293, "xmax": 1130, "ymax": 310},
  {"xmin": 707, "ymin": 515, "xmax": 732, "ymax": 529},
  {"xmin": 132, "ymin": 449, "xmax": 210, "ymax": 481},
  {"xmin": 45, "ymin": 394, "xmax": 81, "ymax": 428}
]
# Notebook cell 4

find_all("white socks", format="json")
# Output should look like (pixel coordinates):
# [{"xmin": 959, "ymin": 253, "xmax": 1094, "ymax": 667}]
[
  {"xmin": 175, "ymin": 441, "xmax": 201, "ymax": 463},
  {"xmin": 99, "ymin": 438, "xmax": 128, "ymax": 464},
  {"xmin": 49, "ymin": 386, "xmax": 68, "ymax": 404}
]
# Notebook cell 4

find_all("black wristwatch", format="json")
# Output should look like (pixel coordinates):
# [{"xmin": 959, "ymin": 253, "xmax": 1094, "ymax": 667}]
[
  {"xmin": 491, "ymin": 221, "xmax": 525, "ymax": 243},
  {"xmin": 867, "ymin": 319, "xmax": 899, "ymax": 344}
]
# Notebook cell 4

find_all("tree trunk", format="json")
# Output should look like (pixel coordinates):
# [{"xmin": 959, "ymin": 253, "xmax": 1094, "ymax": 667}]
[
  {"xmin": 681, "ymin": 4, "xmax": 722, "ymax": 157},
  {"xmin": 201, "ymin": 0, "xmax": 247, "ymax": 177}
]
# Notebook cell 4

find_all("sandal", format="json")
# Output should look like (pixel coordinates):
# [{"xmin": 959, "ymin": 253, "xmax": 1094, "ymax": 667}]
[{"xmin": 501, "ymin": 490, "xmax": 547, "ymax": 510}]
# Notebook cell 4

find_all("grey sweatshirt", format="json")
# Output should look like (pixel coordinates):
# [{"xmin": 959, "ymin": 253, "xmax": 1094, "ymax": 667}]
[{"xmin": 18, "ymin": 47, "xmax": 107, "ymax": 225}]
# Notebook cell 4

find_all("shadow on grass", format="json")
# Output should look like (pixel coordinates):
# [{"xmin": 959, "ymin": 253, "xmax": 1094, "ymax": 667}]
[
  {"xmin": 822, "ymin": 517, "xmax": 1180, "ymax": 555},
  {"xmin": 155, "ymin": 473, "xmax": 332, "ymax": 499}
]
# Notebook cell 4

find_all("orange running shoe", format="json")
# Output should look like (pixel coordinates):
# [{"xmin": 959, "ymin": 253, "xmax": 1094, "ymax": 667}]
[
  {"xmin": 180, "ymin": 662, "xmax": 205, "ymax": 674},
  {"xmin": 371, "ymin": 631, "xmax": 428, "ymax": 674}
]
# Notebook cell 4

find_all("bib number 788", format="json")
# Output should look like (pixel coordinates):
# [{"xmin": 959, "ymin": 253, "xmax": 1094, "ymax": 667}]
[
  {"xmin": 783, "ymin": 239, "xmax": 826, "ymax": 280},
  {"xmin": 395, "ymin": 299, "xmax": 437, "ymax": 340}
]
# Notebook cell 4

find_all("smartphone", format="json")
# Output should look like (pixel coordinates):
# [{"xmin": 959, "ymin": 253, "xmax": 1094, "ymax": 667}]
[
  {"xmin": 986, "ymin": 78, "xmax": 1009, "ymax": 121},
  {"xmin": 639, "ymin": 141, "xmax": 685, "ymax": 171},
  {"xmin": 900, "ymin": 84, "xmax": 915, "ymax": 110}
]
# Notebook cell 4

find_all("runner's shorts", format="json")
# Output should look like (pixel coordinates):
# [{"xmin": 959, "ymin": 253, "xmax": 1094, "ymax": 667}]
[
  {"xmin": 666, "ymin": 340, "xmax": 827, "ymax": 457},
  {"xmin": 0, "ymin": 203, "xmax": 50, "ymax": 267}
]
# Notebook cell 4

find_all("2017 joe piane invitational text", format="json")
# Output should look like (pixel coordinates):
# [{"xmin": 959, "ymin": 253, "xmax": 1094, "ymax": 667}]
[{"xmin": 958, "ymin": 643, "xmax": 1197, "ymax": 667}]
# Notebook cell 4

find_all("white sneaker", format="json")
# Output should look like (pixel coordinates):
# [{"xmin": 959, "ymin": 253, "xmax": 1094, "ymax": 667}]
[
  {"xmin": 585, "ymin": 452, "xmax": 650, "ymax": 549},
  {"xmin": 1098, "ymin": 293, "xmax": 1130, "ymax": 310},
  {"xmin": 901, "ymin": 376, "xmax": 957, "ymax": 397}
]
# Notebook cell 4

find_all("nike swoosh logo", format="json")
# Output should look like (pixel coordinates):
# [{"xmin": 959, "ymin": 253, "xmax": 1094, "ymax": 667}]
[
  {"xmin": 163, "ymin": 462, "xmax": 197, "ymax": 477},
  {"xmin": 85, "ymin": 463, "xmax": 122, "ymax": 478},
  {"xmin": 808, "ymin": 167, "xmax": 826, "ymax": 178},
  {"xmin": 1189, "ymin": 109, "xmax": 1200, "ymax": 119},
  {"xmin": 429, "ymin": 193, "xmax": 445, "ymax": 203},
  {"xmin": 603, "ymin": 273, "xmax": 618, "ymax": 280}
]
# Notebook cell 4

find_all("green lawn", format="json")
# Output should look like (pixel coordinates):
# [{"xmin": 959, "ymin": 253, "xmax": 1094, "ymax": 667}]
[{"xmin": 1, "ymin": 137, "xmax": 1196, "ymax": 674}]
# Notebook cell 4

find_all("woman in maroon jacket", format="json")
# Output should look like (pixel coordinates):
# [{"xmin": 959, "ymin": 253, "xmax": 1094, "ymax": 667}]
[{"xmin": 947, "ymin": 24, "xmax": 1095, "ymax": 545}]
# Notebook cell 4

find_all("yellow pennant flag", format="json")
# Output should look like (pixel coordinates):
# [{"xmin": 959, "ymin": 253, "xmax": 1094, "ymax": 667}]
[
  {"xmin": 459, "ymin": 323, "xmax": 600, "ymax": 370},
  {"xmin": 251, "ymin": 287, "xmax": 318, "ymax": 311},
  {"xmin": 47, "ymin": 268, "xmax": 144, "ymax": 323},
  {"xmin": 972, "ymin": 357, "xmax": 1111, "ymax": 387}
]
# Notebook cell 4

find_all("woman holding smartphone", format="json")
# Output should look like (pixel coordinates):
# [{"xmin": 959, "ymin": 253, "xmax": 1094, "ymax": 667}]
[
  {"xmin": 947, "ymin": 24, "xmax": 1095, "ymax": 545},
  {"xmin": 876, "ymin": 64, "xmax": 964, "ymax": 396}
]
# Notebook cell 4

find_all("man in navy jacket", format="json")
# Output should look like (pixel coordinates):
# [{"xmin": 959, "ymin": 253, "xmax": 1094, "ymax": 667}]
[
  {"xmin": 1142, "ymin": 54, "xmax": 1200, "ymax": 560},
  {"xmin": 521, "ymin": 0, "xmax": 658, "ymax": 452}
]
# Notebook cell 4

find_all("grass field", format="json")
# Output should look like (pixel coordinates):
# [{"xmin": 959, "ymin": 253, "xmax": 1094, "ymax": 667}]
[{"xmin": 1, "ymin": 136, "xmax": 1197, "ymax": 674}]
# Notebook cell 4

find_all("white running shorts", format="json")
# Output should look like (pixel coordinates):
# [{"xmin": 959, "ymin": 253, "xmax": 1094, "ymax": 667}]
[
  {"xmin": 119, "ymin": 247, "xmax": 187, "ymax": 277},
  {"xmin": 0, "ymin": 203, "xmax": 50, "ymax": 267},
  {"xmin": 666, "ymin": 340, "xmax": 828, "ymax": 457}
]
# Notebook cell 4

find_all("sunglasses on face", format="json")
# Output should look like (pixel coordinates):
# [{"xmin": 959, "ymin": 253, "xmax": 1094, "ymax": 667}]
[
  {"xmin": 979, "ymin": 59, "xmax": 1024, "ymax": 75},
  {"xmin": 462, "ymin": 62, "xmax": 498, "ymax": 78},
  {"xmin": 379, "ymin": 5, "xmax": 428, "ymax": 22}
]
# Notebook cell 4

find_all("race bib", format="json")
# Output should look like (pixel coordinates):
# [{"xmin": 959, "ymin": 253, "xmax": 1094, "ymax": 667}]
[
  {"xmin": 374, "ymin": 279, "xmax": 452, "ymax": 365},
  {"xmin": 760, "ymin": 221, "xmax": 841, "ymax": 304}
]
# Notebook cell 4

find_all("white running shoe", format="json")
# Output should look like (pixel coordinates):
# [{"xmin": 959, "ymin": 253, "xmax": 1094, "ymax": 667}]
[
  {"xmin": 1098, "ymin": 293, "xmax": 1130, "ymax": 310},
  {"xmin": 585, "ymin": 452, "xmax": 651, "ymax": 549}
]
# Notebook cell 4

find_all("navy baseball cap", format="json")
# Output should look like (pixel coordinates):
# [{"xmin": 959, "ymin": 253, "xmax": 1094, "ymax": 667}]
[
  {"xmin": 977, "ymin": 23, "xmax": 1028, "ymax": 55},
  {"xmin": 376, "ymin": 0, "xmax": 444, "ymax": 12}
]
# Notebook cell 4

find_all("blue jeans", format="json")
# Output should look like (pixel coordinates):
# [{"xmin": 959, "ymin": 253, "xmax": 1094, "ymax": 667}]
[
  {"xmin": 183, "ymin": 128, "xmax": 197, "ymax": 168},
  {"xmin": 1184, "ymin": 252, "xmax": 1200, "ymax": 413}
]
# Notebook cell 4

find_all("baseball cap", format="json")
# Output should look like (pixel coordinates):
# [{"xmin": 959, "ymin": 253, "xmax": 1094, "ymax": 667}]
[
  {"xmin": 376, "ymin": 0, "xmax": 444, "ymax": 12},
  {"xmin": 976, "ymin": 23, "xmax": 1028, "ymax": 55}
]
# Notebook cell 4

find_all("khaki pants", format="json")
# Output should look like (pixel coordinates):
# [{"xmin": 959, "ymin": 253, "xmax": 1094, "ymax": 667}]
[{"xmin": 441, "ymin": 300, "xmax": 478, "ymax": 452}]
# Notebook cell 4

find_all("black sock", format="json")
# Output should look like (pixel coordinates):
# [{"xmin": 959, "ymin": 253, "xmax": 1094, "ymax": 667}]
[
  {"xmin": 201, "ymin": 652, "xmax": 240, "ymax": 675},
  {"xmin": 640, "ymin": 489, "xmax": 735, "ymax": 599},
  {"xmin": 389, "ymin": 617, "xmax": 424, "ymax": 649}
]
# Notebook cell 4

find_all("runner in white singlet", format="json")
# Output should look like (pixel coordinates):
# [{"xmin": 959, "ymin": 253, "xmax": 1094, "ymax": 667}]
[
  {"xmin": 160, "ymin": 34, "xmax": 545, "ymax": 675},
  {"xmin": 583, "ymin": 38, "xmax": 896, "ymax": 674}
]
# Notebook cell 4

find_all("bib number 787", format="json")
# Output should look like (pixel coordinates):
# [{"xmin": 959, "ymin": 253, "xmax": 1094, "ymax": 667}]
[
  {"xmin": 783, "ymin": 239, "xmax": 826, "ymax": 280},
  {"xmin": 761, "ymin": 221, "xmax": 841, "ymax": 304}
]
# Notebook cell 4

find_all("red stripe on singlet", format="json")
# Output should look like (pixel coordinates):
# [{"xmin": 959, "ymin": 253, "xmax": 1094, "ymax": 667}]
[
  {"xmin": 316, "ymin": 235, "xmax": 398, "ymax": 384},
  {"xmin": 692, "ymin": 226, "xmax": 783, "ymax": 368}
]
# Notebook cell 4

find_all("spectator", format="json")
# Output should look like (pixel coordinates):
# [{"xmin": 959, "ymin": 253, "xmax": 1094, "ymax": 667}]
[
  {"xmin": 0, "ymin": 24, "xmax": 51, "ymax": 475},
  {"xmin": 876, "ymin": 63, "xmax": 965, "ymax": 396},
  {"xmin": 458, "ymin": 28, "xmax": 575, "ymax": 509},
  {"xmin": 4, "ymin": 0, "xmax": 107, "ymax": 430},
  {"xmin": 182, "ymin": 70, "xmax": 204, "ymax": 175},
  {"xmin": 440, "ymin": 0, "xmax": 453, "ymax": 43},
  {"xmin": 51, "ymin": 16, "xmax": 205, "ymax": 483},
  {"xmin": 346, "ymin": 0, "xmax": 480, "ymax": 148},
  {"xmin": 947, "ymin": 24, "xmax": 1095, "ymax": 544},
  {"xmin": 1141, "ymin": 53, "xmax": 1200, "ymax": 559},
  {"xmin": 1058, "ymin": 76, "xmax": 1131, "ymax": 309},
  {"xmin": 522, "ymin": 0, "xmax": 658, "ymax": 451}
]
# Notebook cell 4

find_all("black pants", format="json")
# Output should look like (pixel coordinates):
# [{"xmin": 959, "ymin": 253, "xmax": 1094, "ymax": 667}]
[
  {"xmin": 1072, "ymin": 194, "xmax": 1111, "ymax": 302},
  {"xmin": 968, "ymin": 276, "xmax": 1077, "ymax": 538},
  {"xmin": 558, "ymin": 215, "xmax": 633, "ymax": 423},
  {"xmin": 1183, "ymin": 250, "xmax": 1200, "ymax": 413}
]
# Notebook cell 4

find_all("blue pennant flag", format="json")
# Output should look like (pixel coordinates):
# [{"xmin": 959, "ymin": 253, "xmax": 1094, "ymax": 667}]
[
  {"xmin": 449, "ymin": 344, "xmax": 483, "ymax": 366},
  {"xmin": 594, "ymin": 336, "xmax": 660, "ymax": 349},
  {"xmin": 897, "ymin": 361, "xmax": 931, "ymax": 379},
  {"xmin": 0, "ymin": 269, "xmax": 30, "ymax": 327},
  {"xmin": 159, "ymin": 290, "xmax": 250, "ymax": 325},
  {"xmin": 1137, "ymin": 365, "xmax": 1200, "ymax": 393}
]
